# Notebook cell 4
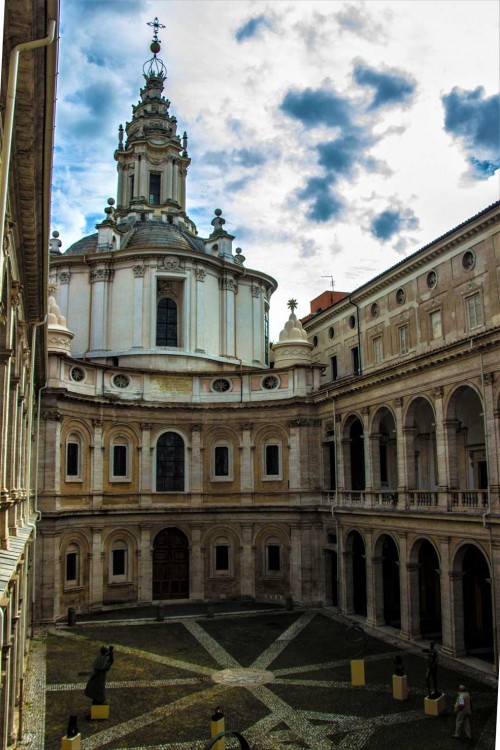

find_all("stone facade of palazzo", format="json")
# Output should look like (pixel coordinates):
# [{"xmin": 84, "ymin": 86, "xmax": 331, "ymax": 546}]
[
  {"xmin": 37, "ymin": 28, "xmax": 500, "ymax": 671},
  {"xmin": 0, "ymin": 1, "xmax": 58, "ymax": 745}
]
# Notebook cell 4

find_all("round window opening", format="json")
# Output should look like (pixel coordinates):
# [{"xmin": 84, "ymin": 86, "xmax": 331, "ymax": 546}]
[
  {"xmin": 370, "ymin": 302, "xmax": 379, "ymax": 318},
  {"xmin": 262, "ymin": 375, "xmax": 280, "ymax": 390},
  {"xmin": 462, "ymin": 250, "xmax": 475, "ymax": 270},
  {"xmin": 328, "ymin": 326, "xmax": 334, "ymax": 339},
  {"xmin": 426, "ymin": 270, "xmax": 438, "ymax": 289},
  {"xmin": 348, "ymin": 315, "xmax": 356, "ymax": 329},
  {"xmin": 70, "ymin": 366, "xmax": 85, "ymax": 383},
  {"xmin": 312, "ymin": 335, "xmax": 318, "ymax": 348},
  {"xmin": 212, "ymin": 378, "xmax": 231, "ymax": 393},
  {"xmin": 113, "ymin": 374, "xmax": 130, "ymax": 389},
  {"xmin": 396, "ymin": 288, "xmax": 405, "ymax": 305}
]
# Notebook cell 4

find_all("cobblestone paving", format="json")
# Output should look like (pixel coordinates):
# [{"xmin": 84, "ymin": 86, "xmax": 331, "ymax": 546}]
[{"xmin": 22, "ymin": 610, "xmax": 498, "ymax": 750}]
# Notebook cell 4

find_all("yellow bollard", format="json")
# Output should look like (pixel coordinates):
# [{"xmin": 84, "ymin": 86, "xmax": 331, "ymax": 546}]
[
  {"xmin": 61, "ymin": 735, "xmax": 81, "ymax": 750},
  {"xmin": 211, "ymin": 706, "xmax": 225, "ymax": 750},
  {"xmin": 350, "ymin": 659, "xmax": 365, "ymax": 686}
]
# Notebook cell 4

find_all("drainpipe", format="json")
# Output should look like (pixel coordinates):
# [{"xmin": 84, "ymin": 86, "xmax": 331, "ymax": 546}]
[
  {"xmin": 349, "ymin": 295, "xmax": 362, "ymax": 375},
  {"xmin": 0, "ymin": 19, "xmax": 57, "ymax": 300}
]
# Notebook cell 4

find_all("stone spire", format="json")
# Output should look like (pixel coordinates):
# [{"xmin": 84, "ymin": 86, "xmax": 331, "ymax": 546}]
[
  {"xmin": 272, "ymin": 301, "xmax": 313, "ymax": 367},
  {"xmin": 113, "ymin": 18, "xmax": 194, "ymax": 231}
]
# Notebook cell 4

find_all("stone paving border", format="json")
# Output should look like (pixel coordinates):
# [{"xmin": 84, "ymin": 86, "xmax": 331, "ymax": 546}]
[{"xmin": 20, "ymin": 631, "xmax": 47, "ymax": 750}]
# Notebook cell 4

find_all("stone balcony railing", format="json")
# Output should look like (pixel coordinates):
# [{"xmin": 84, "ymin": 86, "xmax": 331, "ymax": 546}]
[{"xmin": 322, "ymin": 489, "xmax": 495, "ymax": 513}]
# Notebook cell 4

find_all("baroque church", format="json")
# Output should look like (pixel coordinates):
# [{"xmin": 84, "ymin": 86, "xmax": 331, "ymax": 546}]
[{"xmin": 39, "ymin": 22, "xmax": 500, "ymax": 672}]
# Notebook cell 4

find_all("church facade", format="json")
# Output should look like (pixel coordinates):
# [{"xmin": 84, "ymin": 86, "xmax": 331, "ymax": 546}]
[{"xmin": 38, "ymin": 27, "xmax": 500, "ymax": 669}]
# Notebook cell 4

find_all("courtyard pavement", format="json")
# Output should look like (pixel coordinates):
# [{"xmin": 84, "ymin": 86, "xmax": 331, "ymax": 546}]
[{"xmin": 21, "ymin": 606, "xmax": 498, "ymax": 750}]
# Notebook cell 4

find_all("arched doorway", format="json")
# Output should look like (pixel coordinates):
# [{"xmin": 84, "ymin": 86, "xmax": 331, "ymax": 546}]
[
  {"xmin": 152, "ymin": 528, "xmax": 189, "ymax": 600},
  {"xmin": 382, "ymin": 535, "xmax": 400, "ymax": 628},
  {"xmin": 371, "ymin": 407, "xmax": 398, "ymax": 491},
  {"xmin": 418, "ymin": 540, "xmax": 442, "ymax": 639},
  {"xmin": 462, "ymin": 545, "xmax": 493, "ymax": 659}
]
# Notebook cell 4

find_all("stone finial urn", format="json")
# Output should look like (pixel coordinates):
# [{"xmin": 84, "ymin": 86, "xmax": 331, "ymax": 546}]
[
  {"xmin": 47, "ymin": 295, "xmax": 74, "ymax": 356},
  {"xmin": 272, "ymin": 308, "xmax": 313, "ymax": 367}
]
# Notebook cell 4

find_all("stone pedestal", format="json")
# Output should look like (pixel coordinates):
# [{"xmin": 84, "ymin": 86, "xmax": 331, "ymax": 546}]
[
  {"xmin": 62, "ymin": 735, "xmax": 81, "ymax": 750},
  {"xmin": 424, "ymin": 693, "xmax": 446, "ymax": 716},
  {"xmin": 350, "ymin": 659, "xmax": 365, "ymax": 686},
  {"xmin": 392, "ymin": 674, "xmax": 408, "ymax": 700},
  {"xmin": 91, "ymin": 704, "xmax": 109, "ymax": 720}
]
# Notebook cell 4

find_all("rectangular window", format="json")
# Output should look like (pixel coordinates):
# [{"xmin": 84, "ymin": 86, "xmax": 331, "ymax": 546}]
[
  {"xmin": 466, "ymin": 293, "xmax": 483, "ymax": 329},
  {"xmin": 66, "ymin": 442, "xmax": 79, "ymax": 477},
  {"xmin": 113, "ymin": 445, "xmax": 128, "ymax": 477},
  {"xmin": 373, "ymin": 336, "xmax": 383, "ymax": 364},
  {"xmin": 265, "ymin": 444, "xmax": 280, "ymax": 476},
  {"xmin": 398, "ymin": 325, "xmax": 409, "ymax": 355},
  {"xmin": 214, "ymin": 446, "xmax": 229, "ymax": 477},
  {"xmin": 149, "ymin": 173, "xmax": 161, "ymax": 204},
  {"xmin": 352, "ymin": 346, "xmax": 360, "ymax": 375},
  {"xmin": 66, "ymin": 552, "xmax": 78, "ymax": 583},
  {"xmin": 129, "ymin": 174, "xmax": 135, "ymax": 200},
  {"xmin": 215, "ymin": 545, "xmax": 229, "ymax": 572},
  {"xmin": 430, "ymin": 310, "xmax": 442, "ymax": 339},
  {"xmin": 267, "ymin": 545, "xmax": 281, "ymax": 572},
  {"xmin": 331, "ymin": 355, "xmax": 338, "ymax": 381},
  {"xmin": 112, "ymin": 549, "xmax": 126, "ymax": 577}
]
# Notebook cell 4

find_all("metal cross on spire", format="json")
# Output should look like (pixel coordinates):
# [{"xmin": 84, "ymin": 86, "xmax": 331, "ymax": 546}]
[{"xmin": 147, "ymin": 17, "xmax": 166, "ymax": 44}]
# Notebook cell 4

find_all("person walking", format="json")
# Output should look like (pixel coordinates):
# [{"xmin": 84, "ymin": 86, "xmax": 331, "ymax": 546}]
[{"xmin": 452, "ymin": 683, "xmax": 472, "ymax": 740}]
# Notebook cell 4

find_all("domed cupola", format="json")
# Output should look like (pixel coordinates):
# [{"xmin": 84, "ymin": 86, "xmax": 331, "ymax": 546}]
[
  {"xmin": 113, "ymin": 17, "xmax": 194, "ymax": 232},
  {"xmin": 273, "ymin": 300, "xmax": 313, "ymax": 367}
]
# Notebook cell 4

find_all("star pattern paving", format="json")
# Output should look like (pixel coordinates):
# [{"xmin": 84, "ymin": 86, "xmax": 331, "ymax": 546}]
[{"xmin": 21, "ymin": 611, "xmax": 497, "ymax": 750}]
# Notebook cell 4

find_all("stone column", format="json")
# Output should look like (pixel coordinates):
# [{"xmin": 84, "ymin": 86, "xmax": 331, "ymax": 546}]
[
  {"xmin": 138, "ymin": 526, "xmax": 152, "ymax": 603},
  {"xmin": 406, "ymin": 562, "xmax": 421, "ymax": 640},
  {"xmin": 117, "ymin": 163, "xmax": 125, "ymax": 206},
  {"xmin": 190, "ymin": 525, "xmax": 203, "ymax": 600},
  {"xmin": 140, "ymin": 423, "xmax": 152, "ymax": 504},
  {"xmin": 367, "ymin": 434, "xmax": 380, "ymax": 491},
  {"xmin": 194, "ymin": 268, "xmax": 206, "ymax": 352},
  {"xmin": 438, "ymin": 536, "xmax": 455, "ymax": 657},
  {"xmin": 483, "ymin": 372, "xmax": 499, "ymax": 509},
  {"xmin": 190, "ymin": 425, "xmax": 202, "ymax": 504},
  {"xmin": 403, "ymin": 426, "xmax": 417, "ymax": 489},
  {"xmin": 180, "ymin": 166, "xmax": 187, "ymax": 210},
  {"xmin": 219, "ymin": 278, "xmax": 236, "ymax": 358},
  {"xmin": 398, "ymin": 534, "xmax": 410, "ymax": 640},
  {"xmin": 340, "ymin": 437, "xmax": 351, "ymax": 491},
  {"xmin": 251, "ymin": 286, "xmax": 261, "ymax": 363},
  {"xmin": 172, "ymin": 159, "xmax": 179, "ymax": 204},
  {"xmin": 133, "ymin": 155, "xmax": 140, "ymax": 197},
  {"xmin": 91, "ymin": 420, "xmax": 103, "ymax": 508},
  {"xmin": 368, "ymin": 555, "xmax": 385, "ymax": 627},
  {"xmin": 166, "ymin": 158, "xmax": 173, "ymax": 200},
  {"xmin": 241, "ymin": 523, "xmax": 255, "ymax": 598},
  {"xmin": 240, "ymin": 424, "xmax": 253, "ymax": 501},
  {"xmin": 448, "ymin": 570, "xmax": 466, "ymax": 657},
  {"xmin": 342, "ymin": 551, "xmax": 354, "ymax": 614},
  {"xmin": 139, "ymin": 152, "xmax": 147, "ymax": 199},
  {"xmin": 288, "ymin": 420, "xmax": 300, "ymax": 490},
  {"xmin": 290, "ymin": 525, "xmax": 303, "ymax": 603},
  {"xmin": 132, "ymin": 265, "xmax": 145, "ymax": 348},
  {"xmin": 90, "ymin": 528, "xmax": 104, "ymax": 610},
  {"xmin": 89, "ymin": 265, "xmax": 113, "ymax": 352},
  {"xmin": 56, "ymin": 270, "xmax": 71, "ymax": 320},
  {"xmin": 393, "ymin": 397, "xmax": 406, "ymax": 492},
  {"xmin": 433, "ymin": 387, "xmax": 449, "ymax": 489}
]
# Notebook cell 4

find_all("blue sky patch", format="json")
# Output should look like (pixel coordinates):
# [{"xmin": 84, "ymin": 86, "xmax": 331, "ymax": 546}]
[
  {"xmin": 353, "ymin": 61, "xmax": 416, "ymax": 110},
  {"xmin": 235, "ymin": 14, "xmax": 271, "ymax": 42},
  {"xmin": 370, "ymin": 208, "xmax": 419, "ymax": 241},
  {"xmin": 281, "ymin": 87, "xmax": 353, "ymax": 128}
]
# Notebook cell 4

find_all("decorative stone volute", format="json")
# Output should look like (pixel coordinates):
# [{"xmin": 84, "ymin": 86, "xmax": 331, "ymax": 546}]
[
  {"xmin": 47, "ymin": 295, "xmax": 73, "ymax": 356},
  {"xmin": 273, "ymin": 301, "xmax": 313, "ymax": 367}
]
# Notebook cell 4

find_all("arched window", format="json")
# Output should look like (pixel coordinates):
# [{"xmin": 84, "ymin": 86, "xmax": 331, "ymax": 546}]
[
  {"xmin": 156, "ymin": 432, "xmax": 185, "ymax": 491},
  {"xmin": 66, "ymin": 432, "xmax": 82, "ymax": 481},
  {"xmin": 65, "ymin": 543, "xmax": 80, "ymax": 587},
  {"xmin": 156, "ymin": 298, "xmax": 178, "ymax": 346}
]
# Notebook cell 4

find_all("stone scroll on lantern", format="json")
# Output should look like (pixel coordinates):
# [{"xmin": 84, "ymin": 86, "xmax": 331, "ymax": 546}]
[{"xmin": 272, "ymin": 300, "xmax": 313, "ymax": 368}]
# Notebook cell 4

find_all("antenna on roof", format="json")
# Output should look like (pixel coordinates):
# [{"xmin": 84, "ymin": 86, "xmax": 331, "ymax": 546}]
[{"xmin": 321, "ymin": 275, "xmax": 335, "ymax": 291}]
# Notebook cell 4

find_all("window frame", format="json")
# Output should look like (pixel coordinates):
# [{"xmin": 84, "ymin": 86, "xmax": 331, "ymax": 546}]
[
  {"xmin": 110, "ymin": 438, "xmax": 130, "ymax": 482},
  {"xmin": 213, "ymin": 537, "xmax": 232, "ymax": 577},
  {"xmin": 156, "ymin": 297, "xmax": 178, "ymax": 347},
  {"xmin": 465, "ymin": 291, "xmax": 483, "ymax": 330},
  {"xmin": 211, "ymin": 442, "xmax": 233, "ymax": 482},
  {"xmin": 429, "ymin": 309, "xmax": 443, "ymax": 340},
  {"xmin": 398, "ymin": 324, "xmax": 409, "ymax": 355},
  {"xmin": 109, "ymin": 541, "xmax": 129, "ymax": 583},
  {"xmin": 372, "ymin": 335, "xmax": 383, "ymax": 364},
  {"xmin": 64, "ymin": 543, "xmax": 80, "ymax": 589},
  {"xmin": 263, "ymin": 441, "xmax": 282, "ymax": 480},
  {"xmin": 264, "ymin": 537, "xmax": 283, "ymax": 577},
  {"xmin": 156, "ymin": 431, "xmax": 186, "ymax": 492},
  {"xmin": 149, "ymin": 172, "xmax": 161, "ymax": 205},
  {"xmin": 65, "ymin": 433, "xmax": 82, "ymax": 482}
]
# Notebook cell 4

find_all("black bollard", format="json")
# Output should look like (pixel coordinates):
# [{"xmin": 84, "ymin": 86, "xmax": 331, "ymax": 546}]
[{"xmin": 67, "ymin": 607, "xmax": 76, "ymax": 626}]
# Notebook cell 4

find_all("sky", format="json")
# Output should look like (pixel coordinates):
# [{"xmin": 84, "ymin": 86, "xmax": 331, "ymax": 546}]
[{"xmin": 51, "ymin": 0, "xmax": 500, "ymax": 339}]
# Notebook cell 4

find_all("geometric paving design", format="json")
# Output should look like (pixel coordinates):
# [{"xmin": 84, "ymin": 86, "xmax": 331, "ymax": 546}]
[{"xmin": 21, "ymin": 610, "xmax": 498, "ymax": 750}]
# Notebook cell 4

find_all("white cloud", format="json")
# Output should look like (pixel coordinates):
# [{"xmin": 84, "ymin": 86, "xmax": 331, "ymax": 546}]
[{"xmin": 52, "ymin": 0, "xmax": 500, "ymax": 337}]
